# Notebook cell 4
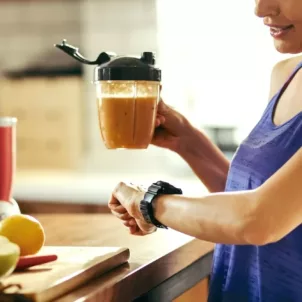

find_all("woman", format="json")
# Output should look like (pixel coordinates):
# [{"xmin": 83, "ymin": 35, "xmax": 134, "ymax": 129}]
[{"xmin": 109, "ymin": 0, "xmax": 302, "ymax": 301}]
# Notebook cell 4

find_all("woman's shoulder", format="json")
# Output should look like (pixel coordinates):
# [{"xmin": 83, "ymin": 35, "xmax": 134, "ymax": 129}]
[
  {"xmin": 268, "ymin": 55, "xmax": 302, "ymax": 100},
  {"xmin": 274, "ymin": 55, "xmax": 302, "ymax": 74}
]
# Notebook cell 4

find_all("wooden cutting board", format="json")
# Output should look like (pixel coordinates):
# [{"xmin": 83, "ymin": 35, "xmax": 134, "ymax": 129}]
[{"xmin": 0, "ymin": 246, "xmax": 130, "ymax": 302}]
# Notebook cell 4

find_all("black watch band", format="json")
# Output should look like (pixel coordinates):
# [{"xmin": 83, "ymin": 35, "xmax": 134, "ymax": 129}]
[{"xmin": 140, "ymin": 181, "xmax": 182, "ymax": 229}]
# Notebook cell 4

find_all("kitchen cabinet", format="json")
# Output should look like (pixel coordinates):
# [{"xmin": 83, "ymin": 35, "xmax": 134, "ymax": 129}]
[{"xmin": 0, "ymin": 76, "xmax": 84, "ymax": 170}]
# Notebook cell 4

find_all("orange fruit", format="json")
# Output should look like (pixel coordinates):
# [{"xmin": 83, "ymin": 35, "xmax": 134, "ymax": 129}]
[{"xmin": 0, "ymin": 214, "xmax": 45, "ymax": 256}]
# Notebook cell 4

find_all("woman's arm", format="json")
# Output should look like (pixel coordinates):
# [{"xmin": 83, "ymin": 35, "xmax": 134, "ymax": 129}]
[
  {"xmin": 176, "ymin": 126, "xmax": 230, "ymax": 193},
  {"xmin": 152, "ymin": 148, "xmax": 302, "ymax": 245},
  {"xmin": 153, "ymin": 100, "xmax": 230, "ymax": 193}
]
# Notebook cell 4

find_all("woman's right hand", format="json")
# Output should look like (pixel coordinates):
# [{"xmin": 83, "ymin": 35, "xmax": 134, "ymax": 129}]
[{"xmin": 153, "ymin": 99, "xmax": 193, "ymax": 152}]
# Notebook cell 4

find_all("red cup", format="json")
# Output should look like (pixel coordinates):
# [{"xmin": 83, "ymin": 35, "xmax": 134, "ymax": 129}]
[{"xmin": 0, "ymin": 117, "xmax": 17, "ymax": 202}]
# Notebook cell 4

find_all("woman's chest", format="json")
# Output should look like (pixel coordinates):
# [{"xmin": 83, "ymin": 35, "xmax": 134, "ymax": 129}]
[{"xmin": 226, "ymin": 127, "xmax": 302, "ymax": 191}]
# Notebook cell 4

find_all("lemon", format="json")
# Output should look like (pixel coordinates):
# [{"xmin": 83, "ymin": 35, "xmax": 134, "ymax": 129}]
[
  {"xmin": 0, "ymin": 214, "xmax": 45, "ymax": 256},
  {"xmin": 0, "ymin": 235, "xmax": 20, "ymax": 280}
]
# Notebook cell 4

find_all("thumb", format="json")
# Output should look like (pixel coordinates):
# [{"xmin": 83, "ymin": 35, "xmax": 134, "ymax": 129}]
[{"xmin": 157, "ymin": 98, "xmax": 170, "ymax": 114}]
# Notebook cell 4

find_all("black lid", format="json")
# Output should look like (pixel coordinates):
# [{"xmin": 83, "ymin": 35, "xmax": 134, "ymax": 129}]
[
  {"xmin": 54, "ymin": 40, "xmax": 161, "ymax": 82},
  {"xmin": 94, "ymin": 52, "xmax": 161, "ymax": 81}
]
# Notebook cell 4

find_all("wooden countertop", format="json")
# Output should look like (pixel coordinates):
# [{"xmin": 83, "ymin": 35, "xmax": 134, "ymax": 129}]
[{"xmin": 35, "ymin": 214, "xmax": 214, "ymax": 302}]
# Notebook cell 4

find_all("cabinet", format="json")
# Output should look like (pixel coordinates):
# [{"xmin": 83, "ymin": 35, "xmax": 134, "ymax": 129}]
[
  {"xmin": 0, "ymin": 77, "xmax": 84, "ymax": 170},
  {"xmin": 175, "ymin": 278, "xmax": 209, "ymax": 302}
]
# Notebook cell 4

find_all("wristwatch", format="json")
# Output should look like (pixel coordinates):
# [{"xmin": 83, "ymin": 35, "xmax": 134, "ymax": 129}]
[{"xmin": 140, "ymin": 181, "xmax": 182, "ymax": 229}]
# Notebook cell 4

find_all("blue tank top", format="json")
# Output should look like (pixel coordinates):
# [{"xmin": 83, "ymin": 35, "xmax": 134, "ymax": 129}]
[{"xmin": 208, "ymin": 61, "xmax": 302, "ymax": 302}]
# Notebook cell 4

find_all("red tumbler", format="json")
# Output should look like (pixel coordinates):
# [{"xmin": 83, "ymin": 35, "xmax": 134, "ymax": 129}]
[{"xmin": 0, "ymin": 117, "xmax": 17, "ymax": 202}]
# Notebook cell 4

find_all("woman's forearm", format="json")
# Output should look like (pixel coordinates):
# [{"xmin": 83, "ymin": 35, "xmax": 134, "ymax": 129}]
[
  {"xmin": 151, "ymin": 149, "xmax": 302, "ymax": 246},
  {"xmin": 176, "ymin": 127, "xmax": 230, "ymax": 193},
  {"xmin": 153, "ymin": 190, "xmax": 266, "ymax": 245}
]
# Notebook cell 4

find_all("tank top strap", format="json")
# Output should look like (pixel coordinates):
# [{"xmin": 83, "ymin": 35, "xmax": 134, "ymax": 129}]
[
  {"xmin": 280, "ymin": 60, "xmax": 302, "ymax": 92},
  {"xmin": 271, "ymin": 60, "xmax": 302, "ymax": 108},
  {"xmin": 250, "ymin": 61, "xmax": 302, "ymax": 131}
]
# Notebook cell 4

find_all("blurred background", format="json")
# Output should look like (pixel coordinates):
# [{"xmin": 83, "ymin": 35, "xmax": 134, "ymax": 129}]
[{"xmin": 0, "ymin": 0, "xmax": 292, "ymax": 211}]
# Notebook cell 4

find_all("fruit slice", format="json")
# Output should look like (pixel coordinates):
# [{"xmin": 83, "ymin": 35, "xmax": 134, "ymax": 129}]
[
  {"xmin": 0, "ymin": 214, "xmax": 45, "ymax": 256},
  {"xmin": 0, "ymin": 236, "xmax": 20, "ymax": 280},
  {"xmin": 16, "ymin": 254, "xmax": 58, "ymax": 270},
  {"xmin": 0, "ymin": 235, "xmax": 9, "ymax": 244}
]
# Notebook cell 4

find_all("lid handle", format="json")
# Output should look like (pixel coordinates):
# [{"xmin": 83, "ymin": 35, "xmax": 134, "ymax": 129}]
[{"xmin": 54, "ymin": 39, "xmax": 115, "ymax": 65}]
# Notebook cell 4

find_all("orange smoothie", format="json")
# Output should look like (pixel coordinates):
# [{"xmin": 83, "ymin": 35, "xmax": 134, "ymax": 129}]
[{"xmin": 98, "ymin": 96, "xmax": 157, "ymax": 149}]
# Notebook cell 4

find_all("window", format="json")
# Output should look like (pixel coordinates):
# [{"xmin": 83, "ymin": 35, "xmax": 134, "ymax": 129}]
[{"xmin": 156, "ymin": 0, "xmax": 292, "ymax": 140}]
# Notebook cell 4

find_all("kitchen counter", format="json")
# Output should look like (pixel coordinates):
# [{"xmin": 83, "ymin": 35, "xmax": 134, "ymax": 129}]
[
  {"xmin": 13, "ymin": 170, "xmax": 207, "ymax": 204},
  {"xmin": 3, "ymin": 214, "xmax": 214, "ymax": 301}
]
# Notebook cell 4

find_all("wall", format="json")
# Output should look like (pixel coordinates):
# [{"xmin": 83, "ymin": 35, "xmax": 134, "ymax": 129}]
[{"xmin": 0, "ymin": 0, "xmax": 81, "ymax": 73}]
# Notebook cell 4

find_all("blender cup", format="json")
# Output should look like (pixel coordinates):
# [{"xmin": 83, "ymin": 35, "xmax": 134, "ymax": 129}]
[
  {"xmin": 0, "ymin": 117, "xmax": 20, "ymax": 221},
  {"xmin": 55, "ymin": 40, "xmax": 161, "ymax": 149}
]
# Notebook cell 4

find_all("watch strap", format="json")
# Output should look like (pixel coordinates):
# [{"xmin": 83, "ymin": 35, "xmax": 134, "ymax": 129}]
[{"xmin": 140, "ymin": 181, "xmax": 182, "ymax": 229}]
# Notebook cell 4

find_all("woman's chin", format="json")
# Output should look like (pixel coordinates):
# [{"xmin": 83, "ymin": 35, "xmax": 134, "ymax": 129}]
[{"xmin": 273, "ymin": 40, "xmax": 302, "ymax": 54}]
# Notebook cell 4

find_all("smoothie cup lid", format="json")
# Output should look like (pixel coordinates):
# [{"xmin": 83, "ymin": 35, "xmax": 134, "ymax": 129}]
[{"xmin": 54, "ymin": 39, "xmax": 161, "ymax": 82}]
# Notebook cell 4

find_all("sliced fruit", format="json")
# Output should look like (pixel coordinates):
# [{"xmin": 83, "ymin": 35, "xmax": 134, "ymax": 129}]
[
  {"xmin": 0, "ymin": 237, "xmax": 20, "ymax": 280},
  {"xmin": 0, "ymin": 214, "xmax": 45, "ymax": 256},
  {"xmin": 0, "ymin": 235, "xmax": 9, "ymax": 244}
]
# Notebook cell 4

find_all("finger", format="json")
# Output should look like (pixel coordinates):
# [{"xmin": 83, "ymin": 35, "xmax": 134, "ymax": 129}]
[
  {"xmin": 157, "ymin": 98, "xmax": 165, "ymax": 112},
  {"xmin": 108, "ymin": 204, "xmax": 127, "ymax": 214},
  {"xmin": 129, "ymin": 224, "xmax": 139, "ymax": 234},
  {"xmin": 158, "ymin": 98, "xmax": 175, "ymax": 112},
  {"xmin": 123, "ymin": 218, "xmax": 136, "ymax": 227},
  {"xmin": 122, "ymin": 219, "xmax": 139, "ymax": 234},
  {"xmin": 108, "ymin": 194, "xmax": 120, "ymax": 206},
  {"xmin": 136, "ymin": 219, "xmax": 157, "ymax": 235},
  {"xmin": 111, "ymin": 210, "xmax": 132, "ymax": 220},
  {"xmin": 131, "ymin": 227, "xmax": 155, "ymax": 236},
  {"xmin": 158, "ymin": 115, "xmax": 165, "ymax": 124},
  {"xmin": 155, "ymin": 115, "xmax": 165, "ymax": 127},
  {"xmin": 157, "ymin": 98, "xmax": 169, "ymax": 113},
  {"xmin": 126, "ymin": 217, "xmax": 157, "ymax": 235},
  {"xmin": 123, "ymin": 219, "xmax": 154, "ymax": 236},
  {"xmin": 123, "ymin": 220, "xmax": 131, "ymax": 227}
]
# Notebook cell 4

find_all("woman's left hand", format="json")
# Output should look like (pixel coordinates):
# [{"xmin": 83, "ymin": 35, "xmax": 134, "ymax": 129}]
[{"xmin": 108, "ymin": 182, "xmax": 157, "ymax": 236}]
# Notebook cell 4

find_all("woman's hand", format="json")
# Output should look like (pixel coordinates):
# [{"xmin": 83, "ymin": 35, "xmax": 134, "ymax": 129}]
[
  {"xmin": 108, "ymin": 182, "xmax": 157, "ymax": 236},
  {"xmin": 154, "ymin": 99, "xmax": 230, "ymax": 193},
  {"xmin": 153, "ymin": 99, "xmax": 193, "ymax": 152}
]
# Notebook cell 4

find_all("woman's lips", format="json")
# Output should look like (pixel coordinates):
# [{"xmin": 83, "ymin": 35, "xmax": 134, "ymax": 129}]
[{"xmin": 269, "ymin": 25, "xmax": 294, "ymax": 39}]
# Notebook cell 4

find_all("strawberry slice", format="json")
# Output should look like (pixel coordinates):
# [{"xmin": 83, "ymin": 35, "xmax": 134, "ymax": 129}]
[{"xmin": 15, "ymin": 254, "xmax": 58, "ymax": 271}]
